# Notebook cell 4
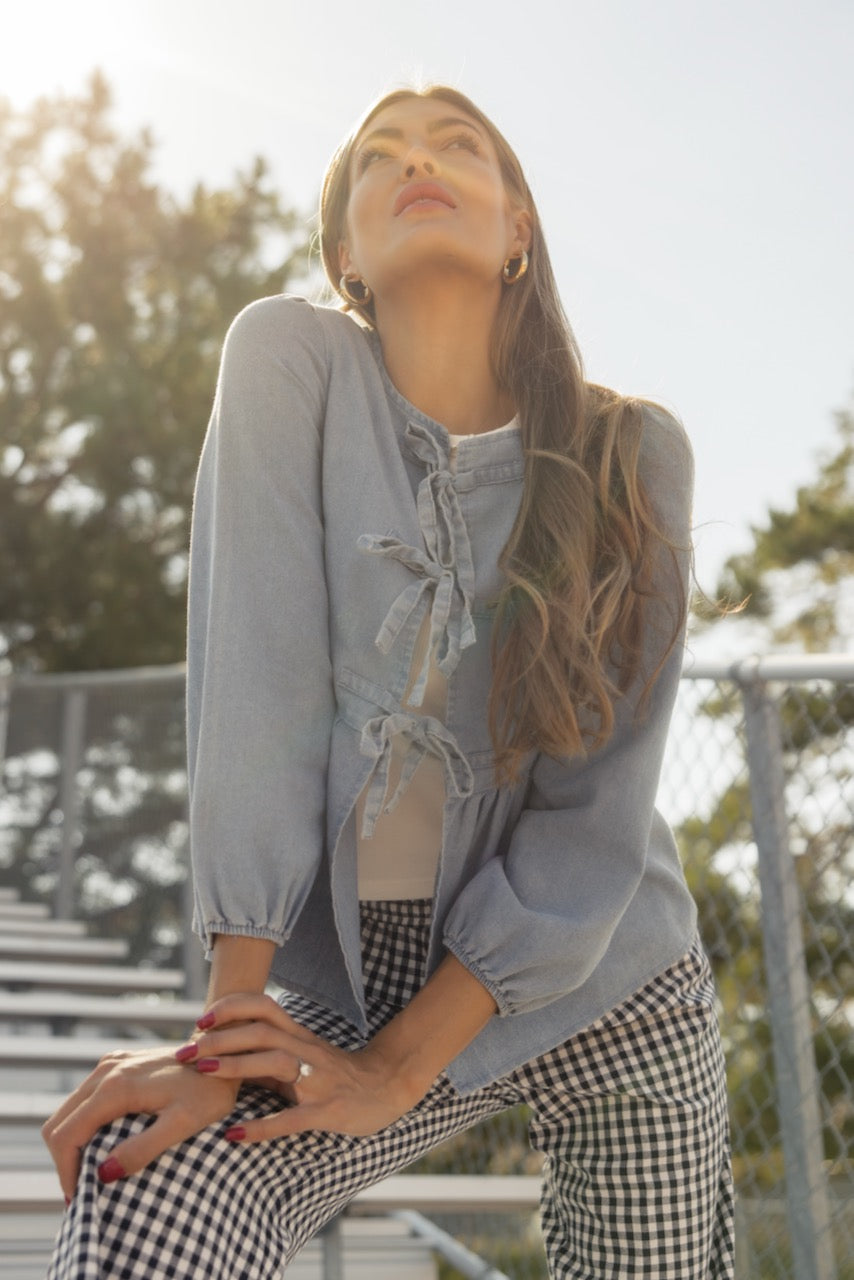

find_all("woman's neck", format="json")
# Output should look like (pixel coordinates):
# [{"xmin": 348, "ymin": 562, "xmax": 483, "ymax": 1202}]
[{"xmin": 372, "ymin": 284, "xmax": 515, "ymax": 435}]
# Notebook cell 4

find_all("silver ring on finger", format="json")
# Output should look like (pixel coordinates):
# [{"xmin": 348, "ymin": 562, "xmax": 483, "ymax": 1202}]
[{"xmin": 297, "ymin": 1059, "xmax": 314, "ymax": 1080}]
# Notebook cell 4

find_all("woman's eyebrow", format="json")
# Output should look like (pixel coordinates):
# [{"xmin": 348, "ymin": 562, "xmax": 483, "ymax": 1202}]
[
  {"xmin": 357, "ymin": 126, "xmax": 403, "ymax": 148},
  {"xmin": 426, "ymin": 116, "xmax": 484, "ymax": 137},
  {"xmin": 356, "ymin": 117, "xmax": 484, "ymax": 150}
]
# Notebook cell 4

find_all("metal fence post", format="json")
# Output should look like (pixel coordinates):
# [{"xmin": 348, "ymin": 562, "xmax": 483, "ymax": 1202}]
[
  {"xmin": 738, "ymin": 663, "xmax": 835, "ymax": 1280},
  {"xmin": 0, "ymin": 660, "xmax": 11, "ymax": 786},
  {"xmin": 56, "ymin": 688, "xmax": 87, "ymax": 920}
]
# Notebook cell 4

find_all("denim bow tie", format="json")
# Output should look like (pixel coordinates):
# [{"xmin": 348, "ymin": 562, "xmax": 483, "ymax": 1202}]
[
  {"xmin": 358, "ymin": 421, "xmax": 476, "ymax": 706},
  {"xmin": 358, "ymin": 712, "xmax": 474, "ymax": 839}
]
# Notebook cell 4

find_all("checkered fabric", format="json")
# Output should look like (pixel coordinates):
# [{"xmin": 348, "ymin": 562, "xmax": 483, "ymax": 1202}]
[{"xmin": 48, "ymin": 900, "xmax": 734, "ymax": 1278}]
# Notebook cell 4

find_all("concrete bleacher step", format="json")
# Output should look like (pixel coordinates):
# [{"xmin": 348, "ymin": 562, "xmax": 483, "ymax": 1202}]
[
  {"xmin": 0, "ymin": 991, "xmax": 199, "ymax": 1032},
  {"xmin": 0, "ymin": 902, "xmax": 52, "ymax": 921},
  {"xmin": 0, "ymin": 960, "xmax": 184, "ymax": 994},
  {"xmin": 0, "ymin": 895, "xmax": 113, "ymax": 935},
  {"xmin": 0, "ymin": 1035, "xmax": 162, "ymax": 1070},
  {"xmin": 0, "ymin": 935, "xmax": 129, "ymax": 962},
  {"xmin": 0, "ymin": 917, "xmax": 88, "ymax": 939},
  {"xmin": 1, "ymin": 1131, "xmax": 55, "ymax": 1171},
  {"xmin": 352, "ymin": 1175, "xmax": 540, "ymax": 1215},
  {"xmin": 0, "ymin": 1093, "xmax": 68, "ymax": 1124}
]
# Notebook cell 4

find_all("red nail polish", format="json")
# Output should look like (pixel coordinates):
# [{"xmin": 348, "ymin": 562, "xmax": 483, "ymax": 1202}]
[
  {"xmin": 64, "ymin": 1195, "xmax": 71, "ymax": 1207},
  {"xmin": 175, "ymin": 1043, "xmax": 198, "ymax": 1063},
  {"xmin": 196, "ymin": 1057, "xmax": 220, "ymax": 1073},
  {"xmin": 224, "ymin": 1125, "xmax": 246, "ymax": 1141},
  {"xmin": 98, "ymin": 1156, "xmax": 126, "ymax": 1184},
  {"xmin": 196, "ymin": 1011, "xmax": 216, "ymax": 1030}
]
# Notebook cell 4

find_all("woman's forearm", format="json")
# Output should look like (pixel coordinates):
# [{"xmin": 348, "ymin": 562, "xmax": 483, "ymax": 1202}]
[
  {"xmin": 199, "ymin": 940, "xmax": 497, "ymax": 1117},
  {"xmin": 362, "ymin": 953, "xmax": 498, "ymax": 1105},
  {"xmin": 205, "ymin": 933, "xmax": 277, "ymax": 1008}
]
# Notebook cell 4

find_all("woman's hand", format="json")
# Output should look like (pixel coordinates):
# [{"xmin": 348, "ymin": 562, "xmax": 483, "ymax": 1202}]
[
  {"xmin": 179, "ymin": 952, "xmax": 499, "ymax": 1145},
  {"xmin": 176, "ymin": 993, "xmax": 419, "ymax": 1142},
  {"xmin": 41, "ymin": 1044, "xmax": 242, "ymax": 1200},
  {"xmin": 44, "ymin": 955, "xmax": 496, "ymax": 1191}
]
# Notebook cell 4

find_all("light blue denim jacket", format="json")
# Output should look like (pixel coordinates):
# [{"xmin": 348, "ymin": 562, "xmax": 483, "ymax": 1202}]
[{"xmin": 187, "ymin": 295, "xmax": 698, "ymax": 1093}]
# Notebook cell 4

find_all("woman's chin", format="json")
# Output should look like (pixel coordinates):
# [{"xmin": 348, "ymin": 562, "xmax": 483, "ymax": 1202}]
[{"xmin": 371, "ymin": 255, "xmax": 502, "ymax": 301}]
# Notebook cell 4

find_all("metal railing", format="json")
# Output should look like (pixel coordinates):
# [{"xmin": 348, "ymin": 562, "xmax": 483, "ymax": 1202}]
[{"xmin": 1, "ymin": 653, "xmax": 852, "ymax": 1280}]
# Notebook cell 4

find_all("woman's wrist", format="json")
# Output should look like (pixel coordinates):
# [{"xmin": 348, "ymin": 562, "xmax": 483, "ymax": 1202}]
[
  {"xmin": 205, "ymin": 933, "xmax": 277, "ymax": 1007},
  {"xmin": 175, "ymin": 934, "xmax": 279, "ymax": 1052},
  {"xmin": 355, "ymin": 1032, "xmax": 436, "ymax": 1113},
  {"xmin": 357, "ymin": 953, "xmax": 498, "ymax": 1107}
]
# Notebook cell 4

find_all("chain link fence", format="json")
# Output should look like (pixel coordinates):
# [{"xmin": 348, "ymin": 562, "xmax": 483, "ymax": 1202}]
[{"xmin": 1, "ymin": 655, "xmax": 852, "ymax": 1280}]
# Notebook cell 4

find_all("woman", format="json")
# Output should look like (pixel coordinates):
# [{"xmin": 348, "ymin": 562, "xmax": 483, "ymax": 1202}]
[{"xmin": 45, "ymin": 85, "xmax": 734, "ymax": 1278}]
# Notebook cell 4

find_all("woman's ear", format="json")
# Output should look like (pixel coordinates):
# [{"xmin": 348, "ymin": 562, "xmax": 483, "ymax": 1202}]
[
  {"xmin": 512, "ymin": 209, "xmax": 533, "ymax": 256},
  {"xmin": 338, "ymin": 241, "xmax": 355, "ymax": 277}
]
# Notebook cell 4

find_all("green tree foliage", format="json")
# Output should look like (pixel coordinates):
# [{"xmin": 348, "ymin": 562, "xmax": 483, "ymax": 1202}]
[
  {"xmin": 0, "ymin": 71, "xmax": 311, "ymax": 672},
  {"xmin": 680, "ymin": 397, "xmax": 854, "ymax": 1266},
  {"xmin": 703, "ymin": 403, "xmax": 854, "ymax": 649},
  {"xmin": 0, "ymin": 74, "xmax": 311, "ymax": 958}
]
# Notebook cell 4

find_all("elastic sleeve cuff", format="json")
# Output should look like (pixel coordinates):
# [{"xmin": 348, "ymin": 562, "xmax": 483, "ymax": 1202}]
[
  {"xmin": 443, "ymin": 935, "xmax": 514, "ymax": 1018},
  {"xmin": 194, "ymin": 919, "xmax": 288, "ymax": 962}
]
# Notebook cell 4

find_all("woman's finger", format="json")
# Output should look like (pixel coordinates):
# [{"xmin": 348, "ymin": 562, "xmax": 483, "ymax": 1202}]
[
  {"xmin": 246, "ymin": 1074, "xmax": 298, "ymax": 1102},
  {"xmin": 222, "ymin": 1097, "xmax": 382, "ymax": 1144},
  {"xmin": 190, "ymin": 1048, "xmax": 306, "ymax": 1085},
  {"xmin": 43, "ymin": 1113, "xmax": 85, "ymax": 1198},
  {"xmin": 41, "ymin": 1051, "xmax": 150, "ymax": 1195},
  {"xmin": 198, "ymin": 993, "xmax": 314, "ymax": 1040},
  {"xmin": 91, "ymin": 1088, "xmax": 236, "ymax": 1185},
  {"xmin": 182, "ymin": 1019, "xmax": 315, "ymax": 1065},
  {"xmin": 42, "ymin": 1048, "xmax": 238, "ymax": 1197},
  {"xmin": 222, "ymin": 1103, "xmax": 319, "ymax": 1144},
  {"xmin": 44, "ymin": 1075, "xmax": 145, "ymax": 1198}
]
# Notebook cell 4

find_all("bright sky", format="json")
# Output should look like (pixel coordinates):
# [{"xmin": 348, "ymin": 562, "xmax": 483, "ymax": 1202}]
[{"xmin": 4, "ymin": 0, "xmax": 853, "ymax": 592}]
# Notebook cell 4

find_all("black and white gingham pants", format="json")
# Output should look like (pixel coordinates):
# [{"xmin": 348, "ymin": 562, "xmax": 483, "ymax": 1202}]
[{"xmin": 49, "ymin": 901, "xmax": 735, "ymax": 1278}]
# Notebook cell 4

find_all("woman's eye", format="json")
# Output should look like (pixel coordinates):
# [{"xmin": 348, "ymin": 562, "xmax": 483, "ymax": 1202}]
[
  {"xmin": 444, "ymin": 132, "xmax": 480, "ymax": 154},
  {"xmin": 357, "ymin": 147, "xmax": 390, "ymax": 172}
]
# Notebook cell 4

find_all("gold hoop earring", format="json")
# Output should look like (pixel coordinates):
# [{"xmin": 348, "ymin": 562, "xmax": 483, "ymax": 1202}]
[
  {"xmin": 339, "ymin": 275, "xmax": 372, "ymax": 306},
  {"xmin": 502, "ymin": 250, "xmax": 529, "ymax": 284}
]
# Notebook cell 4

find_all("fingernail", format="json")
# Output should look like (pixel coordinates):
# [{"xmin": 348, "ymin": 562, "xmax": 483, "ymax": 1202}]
[
  {"xmin": 224, "ymin": 1125, "xmax": 246, "ymax": 1141},
  {"xmin": 97, "ymin": 1157, "xmax": 126, "ymax": 1184},
  {"xmin": 196, "ymin": 1011, "xmax": 216, "ymax": 1029},
  {"xmin": 64, "ymin": 1195, "xmax": 71, "ymax": 1207},
  {"xmin": 196, "ymin": 1057, "xmax": 220, "ymax": 1073},
  {"xmin": 175, "ymin": 1043, "xmax": 198, "ymax": 1063}
]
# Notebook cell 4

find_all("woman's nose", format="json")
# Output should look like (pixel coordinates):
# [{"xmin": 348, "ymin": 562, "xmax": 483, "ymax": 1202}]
[{"xmin": 402, "ymin": 148, "xmax": 436, "ymax": 179}]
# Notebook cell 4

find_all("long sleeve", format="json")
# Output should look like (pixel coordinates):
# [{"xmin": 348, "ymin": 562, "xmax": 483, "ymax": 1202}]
[
  {"xmin": 442, "ymin": 405, "xmax": 694, "ymax": 1017},
  {"xmin": 186, "ymin": 296, "xmax": 334, "ymax": 956}
]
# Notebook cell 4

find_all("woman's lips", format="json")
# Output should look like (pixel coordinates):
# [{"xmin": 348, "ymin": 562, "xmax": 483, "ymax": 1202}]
[{"xmin": 394, "ymin": 182, "xmax": 456, "ymax": 216}]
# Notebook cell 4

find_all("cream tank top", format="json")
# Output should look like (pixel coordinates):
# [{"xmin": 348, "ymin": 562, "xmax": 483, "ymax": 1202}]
[{"xmin": 356, "ymin": 418, "xmax": 519, "ymax": 900}]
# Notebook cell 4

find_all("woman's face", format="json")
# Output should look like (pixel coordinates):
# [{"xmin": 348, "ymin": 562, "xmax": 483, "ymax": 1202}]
[{"xmin": 339, "ymin": 96, "xmax": 530, "ymax": 300}]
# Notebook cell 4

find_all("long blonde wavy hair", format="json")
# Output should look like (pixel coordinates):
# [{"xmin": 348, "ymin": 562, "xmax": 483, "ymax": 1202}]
[{"xmin": 320, "ymin": 85, "xmax": 686, "ymax": 781}]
